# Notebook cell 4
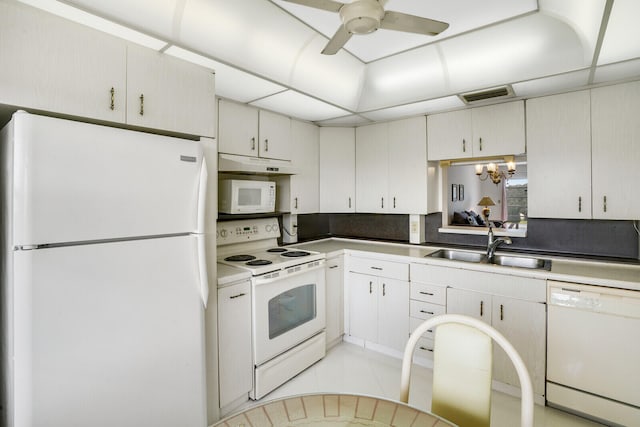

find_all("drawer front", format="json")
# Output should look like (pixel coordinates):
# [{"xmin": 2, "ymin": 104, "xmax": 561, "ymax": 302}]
[
  {"xmin": 410, "ymin": 282, "xmax": 446, "ymax": 305},
  {"xmin": 410, "ymin": 300, "xmax": 446, "ymax": 320},
  {"xmin": 410, "ymin": 317, "xmax": 436, "ymax": 340},
  {"xmin": 413, "ymin": 336, "xmax": 435, "ymax": 360},
  {"xmin": 349, "ymin": 256, "xmax": 409, "ymax": 280}
]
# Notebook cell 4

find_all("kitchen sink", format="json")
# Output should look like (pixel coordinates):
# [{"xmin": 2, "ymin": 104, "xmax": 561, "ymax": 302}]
[
  {"xmin": 427, "ymin": 249, "xmax": 484, "ymax": 263},
  {"xmin": 491, "ymin": 255, "xmax": 552, "ymax": 270},
  {"xmin": 427, "ymin": 249, "xmax": 551, "ymax": 271}
]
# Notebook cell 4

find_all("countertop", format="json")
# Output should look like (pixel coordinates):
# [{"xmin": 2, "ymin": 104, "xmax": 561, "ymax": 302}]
[{"xmin": 290, "ymin": 238, "xmax": 640, "ymax": 291}]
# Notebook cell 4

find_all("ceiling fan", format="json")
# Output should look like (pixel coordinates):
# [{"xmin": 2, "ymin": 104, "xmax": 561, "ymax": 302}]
[{"xmin": 282, "ymin": 0, "xmax": 449, "ymax": 55}]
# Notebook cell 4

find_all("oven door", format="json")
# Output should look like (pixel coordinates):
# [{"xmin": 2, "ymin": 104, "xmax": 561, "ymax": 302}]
[{"xmin": 252, "ymin": 262, "xmax": 326, "ymax": 365}]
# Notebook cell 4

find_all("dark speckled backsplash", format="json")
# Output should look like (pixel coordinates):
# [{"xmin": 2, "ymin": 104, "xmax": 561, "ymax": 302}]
[{"xmin": 297, "ymin": 212, "xmax": 640, "ymax": 260}]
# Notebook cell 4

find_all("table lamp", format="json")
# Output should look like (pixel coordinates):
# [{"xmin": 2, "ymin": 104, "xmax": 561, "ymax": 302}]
[{"xmin": 478, "ymin": 196, "xmax": 495, "ymax": 222}]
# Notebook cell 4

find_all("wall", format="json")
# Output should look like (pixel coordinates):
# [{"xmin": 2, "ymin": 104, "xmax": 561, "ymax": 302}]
[{"xmin": 297, "ymin": 213, "xmax": 640, "ymax": 260}]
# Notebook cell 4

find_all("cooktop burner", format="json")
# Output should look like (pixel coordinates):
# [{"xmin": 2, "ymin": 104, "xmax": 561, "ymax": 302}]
[
  {"xmin": 246, "ymin": 259, "xmax": 273, "ymax": 266},
  {"xmin": 225, "ymin": 254, "xmax": 256, "ymax": 262},
  {"xmin": 281, "ymin": 251, "xmax": 311, "ymax": 258},
  {"xmin": 267, "ymin": 248, "xmax": 288, "ymax": 253}
]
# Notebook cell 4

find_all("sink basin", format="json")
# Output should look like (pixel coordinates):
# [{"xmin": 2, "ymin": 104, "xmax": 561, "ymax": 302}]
[
  {"xmin": 427, "ymin": 249, "xmax": 484, "ymax": 263},
  {"xmin": 427, "ymin": 249, "xmax": 552, "ymax": 271},
  {"xmin": 491, "ymin": 255, "xmax": 552, "ymax": 270}
]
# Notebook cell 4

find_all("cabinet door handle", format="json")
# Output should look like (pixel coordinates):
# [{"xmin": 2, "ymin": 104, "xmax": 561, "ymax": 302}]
[
  {"xmin": 251, "ymin": 137, "xmax": 256, "ymax": 151},
  {"xmin": 348, "ymin": 197, "xmax": 352, "ymax": 208},
  {"xmin": 419, "ymin": 291, "xmax": 434, "ymax": 296},
  {"xmin": 369, "ymin": 281, "xmax": 373, "ymax": 294},
  {"xmin": 479, "ymin": 137, "xmax": 483, "ymax": 151},
  {"xmin": 578, "ymin": 196, "xmax": 582, "ymax": 213},
  {"xmin": 381, "ymin": 197, "xmax": 384, "ymax": 209},
  {"xmin": 370, "ymin": 266, "xmax": 383, "ymax": 271},
  {"xmin": 294, "ymin": 197, "xmax": 298, "ymax": 209},
  {"xmin": 229, "ymin": 293, "xmax": 246, "ymax": 299},
  {"xmin": 462, "ymin": 139, "xmax": 466, "ymax": 153},
  {"xmin": 382, "ymin": 283, "xmax": 386, "ymax": 296},
  {"xmin": 419, "ymin": 346, "xmax": 434, "ymax": 352},
  {"xmin": 265, "ymin": 139, "xmax": 269, "ymax": 151},
  {"xmin": 500, "ymin": 304, "xmax": 504, "ymax": 321},
  {"xmin": 328, "ymin": 265, "xmax": 339, "ymax": 269},
  {"xmin": 603, "ymin": 196, "xmax": 607, "ymax": 213},
  {"xmin": 420, "ymin": 310, "xmax": 434, "ymax": 315},
  {"xmin": 480, "ymin": 300, "xmax": 484, "ymax": 317},
  {"xmin": 139, "ymin": 94, "xmax": 144, "ymax": 116},
  {"xmin": 393, "ymin": 197, "xmax": 396, "ymax": 209},
  {"xmin": 110, "ymin": 87, "xmax": 115, "ymax": 110}
]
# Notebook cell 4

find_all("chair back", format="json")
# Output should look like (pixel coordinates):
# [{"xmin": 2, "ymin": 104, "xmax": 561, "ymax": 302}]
[
  {"xmin": 431, "ymin": 323, "xmax": 492, "ymax": 427},
  {"xmin": 400, "ymin": 314, "xmax": 534, "ymax": 427}
]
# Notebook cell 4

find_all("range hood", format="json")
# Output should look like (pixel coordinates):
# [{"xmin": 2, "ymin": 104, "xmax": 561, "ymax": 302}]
[{"xmin": 218, "ymin": 153, "xmax": 298, "ymax": 175}]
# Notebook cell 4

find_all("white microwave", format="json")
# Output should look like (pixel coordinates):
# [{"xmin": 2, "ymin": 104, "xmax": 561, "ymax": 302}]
[{"xmin": 219, "ymin": 179, "xmax": 276, "ymax": 214}]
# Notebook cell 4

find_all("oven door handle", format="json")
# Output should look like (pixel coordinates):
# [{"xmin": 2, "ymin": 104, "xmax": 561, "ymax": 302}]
[{"xmin": 253, "ymin": 261, "xmax": 325, "ymax": 286}]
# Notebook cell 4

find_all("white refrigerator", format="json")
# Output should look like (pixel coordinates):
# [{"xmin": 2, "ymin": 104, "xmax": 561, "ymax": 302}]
[{"xmin": 1, "ymin": 112, "xmax": 210, "ymax": 427}]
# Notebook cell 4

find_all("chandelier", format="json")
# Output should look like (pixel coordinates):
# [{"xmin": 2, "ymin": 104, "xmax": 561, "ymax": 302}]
[{"xmin": 475, "ymin": 161, "xmax": 516, "ymax": 184}]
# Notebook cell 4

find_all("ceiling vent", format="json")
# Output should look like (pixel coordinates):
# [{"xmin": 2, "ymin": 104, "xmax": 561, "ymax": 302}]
[{"xmin": 459, "ymin": 85, "xmax": 514, "ymax": 104}]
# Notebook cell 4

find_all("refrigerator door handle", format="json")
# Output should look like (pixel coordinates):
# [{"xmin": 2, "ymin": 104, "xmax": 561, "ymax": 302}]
[
  {"xmin": 196, "ymin": 155, "xmax": 208, "ymax": 234},
  {"xmin": 196, "ymin": 233, "xmax": 209, "ymax": 307}
]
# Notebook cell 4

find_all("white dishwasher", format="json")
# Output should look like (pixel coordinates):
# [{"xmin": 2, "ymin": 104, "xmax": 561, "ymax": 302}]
[{"xmin": 547, "ymin": 281, "xmax": 640, "ymax": 426}]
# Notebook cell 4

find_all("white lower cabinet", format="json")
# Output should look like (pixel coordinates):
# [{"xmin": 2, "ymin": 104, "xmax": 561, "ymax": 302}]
[
  {"xmin": 347, "ymin": 256, "xmax": 410, "ymax": 353},
  {"xmin": 446, "ymin": 287, "xmax": 546, "ymax": 398},
  {"xmin": 325, "ymin": 255, "xmax": 344, "ymax": 348},
  {"xmin": 217, "ymin": 281, "xmax": 252, "ymax": 411}
]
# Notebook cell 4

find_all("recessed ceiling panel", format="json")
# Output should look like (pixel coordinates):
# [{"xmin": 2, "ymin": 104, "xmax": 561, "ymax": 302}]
[
  {"xmin": 598, "ymin": 0, "xmax": 640, "ymax": 65},
  {"xmin": 360, "ymin": 96, "xmax": 464, "ymax": 121},
  {"xmin": 164, "ymin": 46, "xmax": 287, "ymax": 103},
  {"xmin": 317, "ymin": 115, "xmax": 373, "ymax": 127},
  {"xmin": 511, "ymin": 69, "xmax": 591, "ymax": 98},
  {"xmin": 594, "ymin": 59, "xmax": 640, "ymax": 83},
  {"xmin": 271, "ymin": 0, "xmax": 538, "ymax": 62},
  {"xmin": 250, "ymin": 90, "xmax": 352, "ymax": 122}
]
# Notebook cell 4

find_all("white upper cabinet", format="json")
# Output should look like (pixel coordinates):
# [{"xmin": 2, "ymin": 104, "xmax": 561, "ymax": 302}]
[
  {"xmin": 218, "ymin": 99, "xmax": 259, "ymax": 157},
  {"xmin": 0, "ymin": 1, "xmax": 126, "ymax": 123},
  {"xmin": 319, "ymin": 127, "xmax": 355, "ymax": 213},
  {"xmin": 591, "ymin": 81, "xmax": 640, "ymax": 220},
  {"xmin": 288, "ymin": 120, "xmax": 319, "ymax": 214},
  {"xmin": 258, "ymin": 110, "xmax": 292, "ymax": 161},
  {"xmin": 427, "ymin": 110, "xmax": 472, "ymax": 160},
  {"xmin": 356, "ymin": 117, "xmax": 434, "ymax": 214},
  {"xmin": 0, "ymin": 1, "xmax": 215, "ymax": 137},
  {"xmin": 471, "ymin": 101, "xmax": 525, "ymax": 157},
  {"xmin": 527, "ymin": 90, "xmax": 592, "ymax": 219},
  {"xmin": 126, "ymin": 44, "xmax": 215, "ymax": 137},
  {"xmin": 388, "ymin": 117, "xmax": 431, "ymax": 214},
  {"xmin": 427, "ymin": 101, "xmax": 525, "ymax": 160},
  {"xmin": 356, "ymin": 122, "xmax": 389, "ymax": 213},
  {"xmin": 218, "ymin": 99, "xmax": 291, "ymax": 161}
]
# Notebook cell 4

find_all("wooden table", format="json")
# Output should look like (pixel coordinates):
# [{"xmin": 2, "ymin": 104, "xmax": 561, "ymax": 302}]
[{"xmin": 212, "ymin": 393, "xmax": 455, "ymax": 426}]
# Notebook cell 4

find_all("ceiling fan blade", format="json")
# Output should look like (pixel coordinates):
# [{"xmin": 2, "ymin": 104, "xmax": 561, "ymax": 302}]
[
  {"xmin": 380, "ymin": 10, "xmax": 449, "ymax": 36},
  {"xmin": 281, "ymin": 0, "xmax": 344, "ymax": 13},
  {"xmin": 321, "ymin": 26, "xmax": 352, "ymax": 55}
]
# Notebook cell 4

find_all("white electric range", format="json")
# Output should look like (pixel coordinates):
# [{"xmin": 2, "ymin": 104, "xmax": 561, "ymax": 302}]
[{"xmin": 216, "ymin": 218, "xmax": 326, "ymax": 400}]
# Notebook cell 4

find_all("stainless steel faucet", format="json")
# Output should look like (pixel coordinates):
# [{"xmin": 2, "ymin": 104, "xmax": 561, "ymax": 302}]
[{"xmin": 486, "ymin": 222, "xmax": 512, "ymax": 261}]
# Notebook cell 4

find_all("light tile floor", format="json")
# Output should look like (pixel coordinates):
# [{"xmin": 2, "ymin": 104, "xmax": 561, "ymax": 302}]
[{"xmin": 251, "ymin": 342, "xmax": 604, "ymax": 427}]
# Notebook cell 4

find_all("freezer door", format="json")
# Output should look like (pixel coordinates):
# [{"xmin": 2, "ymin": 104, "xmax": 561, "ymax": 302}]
[
  {"xmin": 11, "ymin": 112, "xmax": 206, "ymax": 246},
  {"xmin": 10, "ymin": 236, "xmax": 207, "ymax": 427}
]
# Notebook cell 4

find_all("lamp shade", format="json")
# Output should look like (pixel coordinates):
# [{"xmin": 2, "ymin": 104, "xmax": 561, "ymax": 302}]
[{"xmin": 478, "ymin": 196, "xmax": 496, "ymax": 207}]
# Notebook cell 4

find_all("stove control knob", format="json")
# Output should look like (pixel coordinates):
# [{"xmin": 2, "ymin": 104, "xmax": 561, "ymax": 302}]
[{"xmin": 220, "ymin": 229, "xmax": 227, "ymax": 238}]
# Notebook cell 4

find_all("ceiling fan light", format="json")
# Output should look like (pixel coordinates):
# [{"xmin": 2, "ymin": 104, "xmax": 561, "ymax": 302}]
[
  {"xmin": 345, "ymin": 16, "xmax": 379, "ymax": 34},
  {"xmin": 340, "ymin": 0, "xmax": 384, "ymax": 34}
]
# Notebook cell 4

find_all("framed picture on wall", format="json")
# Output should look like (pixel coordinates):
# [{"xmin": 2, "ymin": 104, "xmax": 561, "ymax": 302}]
[
  {"xmin": 459, "ymin": 184, "xmax": 464, "ymax": 201},
  {"xmin": 451, "ymin": 184, "xmax": 458, "ymax": 202}
]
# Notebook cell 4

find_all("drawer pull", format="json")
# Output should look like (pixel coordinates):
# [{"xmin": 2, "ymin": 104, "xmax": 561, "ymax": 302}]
[
  {"xmin": 420, "ymin": 310, "xmax": 434, "ymax": 315},
  {"xmin": 328, "ymin": 265, "xmax": 339, "ymax": 269},
  {"xmin": 419, "ymin": 291, "xmax": 434, "ymax": 296},
  {"xmin": 419, "ymin": 346, "xmax": 434, "ymax": 352},
  {"xmin": 370, "ymin": 266, "xmax": 383, "ymax": 271},
  {"xmin": 229, "ymin": 293, "xmax": 246, "ymax": 299}
]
